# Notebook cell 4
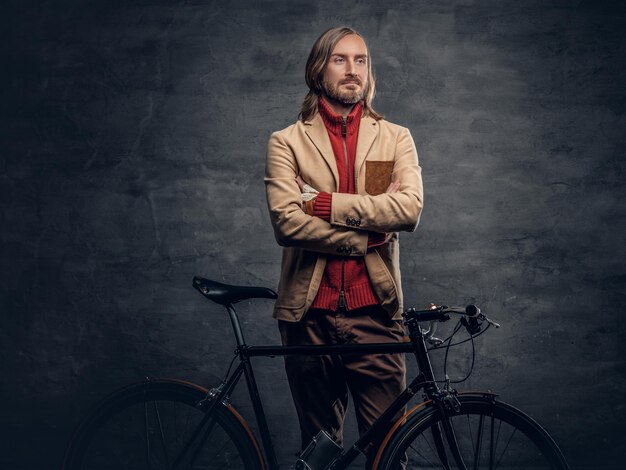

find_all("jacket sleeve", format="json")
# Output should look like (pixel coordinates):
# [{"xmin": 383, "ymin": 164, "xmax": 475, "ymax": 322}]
[
  {"xmin": 330, "ymin": 127, "xmax": 424, "ymax": 233},
  {"xmin": 264, "ymin": 131, "xmax": 368, "ymax": 256}
]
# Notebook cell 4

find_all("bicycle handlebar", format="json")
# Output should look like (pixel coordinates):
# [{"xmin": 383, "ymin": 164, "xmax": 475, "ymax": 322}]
[
  {"xmin": 404, "ymin": 304, "xmax": 481, "ymax": 321},
  {"xmin": 403, "ymin": 304, "xmax": 500, "ymax": 344}
]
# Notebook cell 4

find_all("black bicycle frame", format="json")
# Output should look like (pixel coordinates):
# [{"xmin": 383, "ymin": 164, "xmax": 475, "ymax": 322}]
[{"xmin": 173, "ymin": 304, "xmax": 466, "ymax": 470}]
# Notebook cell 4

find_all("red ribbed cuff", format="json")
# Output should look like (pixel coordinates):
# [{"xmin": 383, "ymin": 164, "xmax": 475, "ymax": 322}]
[
  {"xmin": 312, "ymin": 191, "xmax": 332, "ymax": 222},
  {"xmin": 367, "ymin": 232, "xmax": 387, "ymax": 248}
]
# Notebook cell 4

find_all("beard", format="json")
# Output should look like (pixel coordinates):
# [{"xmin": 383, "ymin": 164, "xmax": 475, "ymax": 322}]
[{"xmin": 322, "ymin": 77, "xmax": 365, "ymax": 105}]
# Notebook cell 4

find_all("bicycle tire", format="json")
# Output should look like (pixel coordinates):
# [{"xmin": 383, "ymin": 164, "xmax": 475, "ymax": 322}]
[
  {"xmin": 62, "ymin": 378, "xmax": 264, "ymax": 470},
  {"xmin": 376, "ymin": 394, "xmax": 569, "ymax": 470}
]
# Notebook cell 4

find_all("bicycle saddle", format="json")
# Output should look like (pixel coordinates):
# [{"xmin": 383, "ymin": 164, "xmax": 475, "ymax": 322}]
[{"xmin": 192, "ymin": 276, "xmax": 277, "ymax": 305}]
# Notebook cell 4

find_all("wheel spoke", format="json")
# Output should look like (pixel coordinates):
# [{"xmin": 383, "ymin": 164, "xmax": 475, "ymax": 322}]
[
  {"xmin": 153, "ymin": 401, "xmax": 171, "ymax": 469},
  {"xmin": 187, "ymin": 415, "xmax": 218, "ymax": 468},
  {"xmin": 473, "ymin": 413, "xmax": 484, "ymax": 470},
  {"xmin": 466, "ymin": 414, "xmax": 475, "ymax": 454},
  {"xmin": 144, "ymin": 400, "xmax": 151, "ymax": 470},
  {"xmin": 494, "ymin": 417, "xmax": 503, "ymax": 455},
  {"xmin": 409, "ymin": 439, "xmax": 440, "ymax": 468},
  {"xmin": 210, "ymin": 436, "xmax": 240, "ymax": 465},
  {"xmin": 494, "ymin": 427, "xmax": 517, "ymax": 470}
]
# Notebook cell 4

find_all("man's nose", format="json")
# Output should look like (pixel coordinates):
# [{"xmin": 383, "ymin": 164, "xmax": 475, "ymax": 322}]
[{"xmin": 346, "ymin": 59, "xmax": 357, "ymax": 75}]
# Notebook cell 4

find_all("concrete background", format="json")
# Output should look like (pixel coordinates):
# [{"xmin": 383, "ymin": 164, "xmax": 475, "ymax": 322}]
[{"xmin": 1, "ymin": 0, "xmax": 625, "ymax": 468}]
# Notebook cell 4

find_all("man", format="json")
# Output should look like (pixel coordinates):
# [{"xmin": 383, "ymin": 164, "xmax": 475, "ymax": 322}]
[{"xmin": 264, "ymin": 26, "xmax": 423, "ymax": 467}]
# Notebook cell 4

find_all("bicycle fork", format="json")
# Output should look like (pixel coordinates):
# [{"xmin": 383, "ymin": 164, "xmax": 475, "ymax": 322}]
[
  {"xmin": 431, "ymin": 398, "xmax": 468, "ymax": 470},
  {"xmin": 406, "ymin": 317, "xmax": 469, "ymax": 470}
]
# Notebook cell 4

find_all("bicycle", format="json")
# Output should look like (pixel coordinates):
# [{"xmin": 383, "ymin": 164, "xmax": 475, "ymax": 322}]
[{"xmin": 62, "ymin": 275, "xmax": 570, "ymax": 470}]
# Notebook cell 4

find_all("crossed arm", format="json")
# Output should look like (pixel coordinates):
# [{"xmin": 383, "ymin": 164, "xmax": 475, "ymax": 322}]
[
  {"xmin": 296, "ymin": 176, "xmax": 397, "ymax": 248},
  {"xmin": 264, "ymin": 127, "xmax": 423, "ymax": 256}
]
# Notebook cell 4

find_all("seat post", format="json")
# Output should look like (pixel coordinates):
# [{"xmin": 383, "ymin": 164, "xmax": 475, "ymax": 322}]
[{"xmin": 226, "ymin": 304, "xmax": 247, "ymax": 347}]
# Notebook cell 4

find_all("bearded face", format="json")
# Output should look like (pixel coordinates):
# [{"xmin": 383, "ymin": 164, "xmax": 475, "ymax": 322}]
[
  {"xmin": 320, "ymin": 34, "xmax": 369, "ymax": 106},
  {"xmin": 322, "ymin": 75, "xmax": 365, "ymax": 105}
]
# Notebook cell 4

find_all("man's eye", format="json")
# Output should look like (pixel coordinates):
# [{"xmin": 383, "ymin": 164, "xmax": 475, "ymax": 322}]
[
  {"xmin": 334, "ymin": 57, "xmax": 344, "ymax": 63},
  {"xmin": 357, "ymin": 58, "xmax": 366, "ymax": 64}
]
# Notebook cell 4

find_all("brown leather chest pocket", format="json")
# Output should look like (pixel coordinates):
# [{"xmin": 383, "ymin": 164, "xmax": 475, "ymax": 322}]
[{"xmin": 365, "ymin": 160, "xmax": 395, "ymax": 195}]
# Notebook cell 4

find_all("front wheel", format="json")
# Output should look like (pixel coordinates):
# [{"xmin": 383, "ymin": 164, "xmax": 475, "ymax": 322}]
[
  {"xmin": 62, "ymin": 379, "xmax": 263, "ymax": 470},
  {"xmin": 377, "ymin": 394, "xmax": 569, "ymax": 470}
]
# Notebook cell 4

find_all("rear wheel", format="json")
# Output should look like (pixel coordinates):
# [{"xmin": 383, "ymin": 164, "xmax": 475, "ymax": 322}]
[
  {"xmin": 62, "ymin": 379, "xmax": 263, "ymax": 470},
  {"xmin": 378, "ymin": 395, "xmax": 569, "ymax": 469}
]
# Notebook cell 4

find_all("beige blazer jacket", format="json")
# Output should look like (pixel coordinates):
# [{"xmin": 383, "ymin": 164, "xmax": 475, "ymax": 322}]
[{"xmin": 265, "ymin": 111, "xmax": 423, "ymax": 322}]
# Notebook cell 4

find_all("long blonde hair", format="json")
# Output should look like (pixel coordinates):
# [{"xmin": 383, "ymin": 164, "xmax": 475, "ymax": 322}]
[{"xmin": 299, "ymin": 27, "xmax": 383, "ymax": 122}]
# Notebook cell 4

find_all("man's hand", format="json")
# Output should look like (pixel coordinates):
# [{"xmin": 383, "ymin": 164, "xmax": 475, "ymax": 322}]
[
  {"xmin": 295, "ymin": 175, "xmax": 319, "ymax": 197},
  {"xmin": 296, "ymin": 176, "xmax": 319, "ymax": 214},
  {"xmin": 296, "ymin": 175, "xmax": 306, "ymax": 191},
  {"xmin": 377, "ymin": 180, "xmax": 400, "ymax": 244},
  {"xmin": 385, "ymin": 180, "xmax": 401, "ymax": 194}
]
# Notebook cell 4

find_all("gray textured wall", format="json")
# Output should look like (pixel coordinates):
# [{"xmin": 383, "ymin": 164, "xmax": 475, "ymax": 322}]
[{"xmin": 1, "ymin": 0, "xmax": 625, "ymax": 468}]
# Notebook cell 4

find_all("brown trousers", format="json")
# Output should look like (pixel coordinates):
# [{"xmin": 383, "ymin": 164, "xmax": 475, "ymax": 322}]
[{"xmin": 278, "ymin": 304, "xmax": 406, "ymax": 466}]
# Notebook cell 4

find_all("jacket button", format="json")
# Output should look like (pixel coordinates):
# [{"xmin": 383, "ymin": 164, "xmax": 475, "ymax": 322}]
[{"xmin": 346, "ymin": 217, "xmax": 352, "ymax": 225}]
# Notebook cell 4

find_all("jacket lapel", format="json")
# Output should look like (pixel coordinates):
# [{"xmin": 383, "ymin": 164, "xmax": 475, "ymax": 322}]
[
  {"xmin": 304, "ymin": 112, "xmax": 379, "ymax": 192},
  {"xmin": 304, "ymin": 114, "xmax": 339, "ymax": 190},
  {"xmin": 355, "ymin": 115, "xmax": 379, "ymax": 179}
]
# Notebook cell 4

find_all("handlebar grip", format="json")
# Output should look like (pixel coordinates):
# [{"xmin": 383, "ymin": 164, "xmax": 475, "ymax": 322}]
[
  {"xmin": 465, "ymin": 305, "xmax": 480, "ymax": 317},
  {"xmin": 404, "ymin": 304, "xmax": 482, "ymax": 323}
]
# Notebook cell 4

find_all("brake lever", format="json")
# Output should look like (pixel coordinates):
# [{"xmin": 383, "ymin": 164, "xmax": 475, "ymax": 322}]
[
  {"xmin": 419, "ymin": 319, "xmax": 445, "ymax": 346},
  {"xmin": 427, "ymin": 336, "xmax": 444, "ymax": 346},
  {"xmin": 478, "ymin": 313, "xmax": 500, "ymax": 328}
]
